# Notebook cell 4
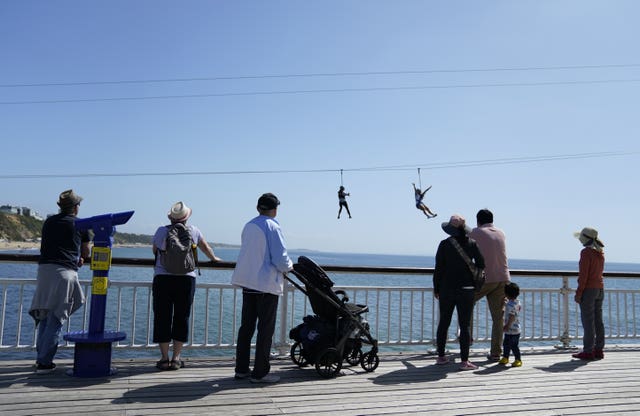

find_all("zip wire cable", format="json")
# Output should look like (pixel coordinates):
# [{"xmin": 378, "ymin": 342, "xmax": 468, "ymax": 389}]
[
  {"xmin": 2, "ymin": 63, "xmax": 640, "ymax": 88},
  {"xmin": 0, "ymin": 151, "xmax": 636, "ymax": 180},
  {"xmin": 2, "ymin": 78, "xmax": 640, "ymax": 105}
]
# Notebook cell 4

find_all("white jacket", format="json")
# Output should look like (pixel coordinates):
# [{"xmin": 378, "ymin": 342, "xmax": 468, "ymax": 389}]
[{"xmin": 231, "ymin": 215, "xmax": 293, "ymax": 296}]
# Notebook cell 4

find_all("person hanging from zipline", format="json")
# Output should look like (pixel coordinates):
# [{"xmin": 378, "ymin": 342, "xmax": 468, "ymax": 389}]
[
  {"xmin": 413, "ymin": 183, "xmax": 437, "ymax": 218},
  {"xmin": 337, "ymin": 186, "xmax": 352, "ymax": 219}
]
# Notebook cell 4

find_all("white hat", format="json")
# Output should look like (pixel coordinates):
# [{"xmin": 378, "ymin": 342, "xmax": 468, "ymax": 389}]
[
  {"xmin": 574, "ymin": 227, "xmax": 604, "ymax": 247},
  {"xmin": 168, "ymin": 201, "xmax": 192, "ymax": 222}
]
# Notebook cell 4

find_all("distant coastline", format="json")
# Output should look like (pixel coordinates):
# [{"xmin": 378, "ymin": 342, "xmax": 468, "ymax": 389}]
[
  {"xmin": 0, "ymin": 241, "xmax": 150, "ymax": 251},
  {"xmin": 0, "ymin": 241, "xmax": 238, "ymax": 252}
]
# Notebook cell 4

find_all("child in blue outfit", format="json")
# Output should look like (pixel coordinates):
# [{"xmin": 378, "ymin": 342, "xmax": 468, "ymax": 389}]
[{"xmin": 499, "ymin": 282, "xmax": 522, "ymax": 367}]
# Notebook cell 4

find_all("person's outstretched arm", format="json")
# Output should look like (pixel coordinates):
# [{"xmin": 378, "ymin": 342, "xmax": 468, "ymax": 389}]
[{"xmin": 198, "ymin": 235, "xmax": 223, "ymax": 262}]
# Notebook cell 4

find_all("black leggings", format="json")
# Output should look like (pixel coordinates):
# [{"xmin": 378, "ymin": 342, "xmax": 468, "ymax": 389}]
[{"xmin": 436, "ymin": 288, "xmax": 475, "ymax": 361}]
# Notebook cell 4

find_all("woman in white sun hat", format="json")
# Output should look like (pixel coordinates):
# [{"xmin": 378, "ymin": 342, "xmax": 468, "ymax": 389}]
[
  {"xmin": 571, "ymin": 227, "xmax": 605, "ymax": 361},
  {"xmin": 152, "ymin": 201, "xmax": 222, "ymax": 371}
]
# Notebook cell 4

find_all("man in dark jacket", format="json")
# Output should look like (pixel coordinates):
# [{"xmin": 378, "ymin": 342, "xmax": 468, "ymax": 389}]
[{"xmin": 29, "ymin": 190, "xmax": 91, "ymax": 374}]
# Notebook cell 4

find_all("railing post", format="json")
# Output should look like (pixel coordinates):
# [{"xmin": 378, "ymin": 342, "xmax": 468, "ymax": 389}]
[
  {"xmin": 275, "ymin": 280, "xmax": 290, "ymax": 356},
  {"xmin": 556, "ymin": 275, "xmax": 575, "ymax": 349}
]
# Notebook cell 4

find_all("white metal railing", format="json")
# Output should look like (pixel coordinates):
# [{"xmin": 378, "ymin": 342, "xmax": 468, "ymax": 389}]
[{"xmin": 2, "ymin": 271, "xmax": 640, "ymax": 354}]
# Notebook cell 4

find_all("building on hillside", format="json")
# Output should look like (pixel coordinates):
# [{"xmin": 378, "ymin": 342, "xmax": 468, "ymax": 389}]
[
  {"xmin": 20, "ymin": 207, "xmax": 44, "ymax": 221},
  {"xmin": 0, "ymin": 205, "xmax": 19, "ymax": 215},
  {"xmin": 0, "ymin": 205, "xmax": 44, "ymax": 221}
]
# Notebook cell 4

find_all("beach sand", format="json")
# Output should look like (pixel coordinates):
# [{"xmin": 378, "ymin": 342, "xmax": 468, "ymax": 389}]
[
  {"xmin": 0, "ymin": 241, "xmax": 151, "ymax": 251},
  {"xmin": 0, "ymin": 241, "xmax": 40, "ymax": 251}
]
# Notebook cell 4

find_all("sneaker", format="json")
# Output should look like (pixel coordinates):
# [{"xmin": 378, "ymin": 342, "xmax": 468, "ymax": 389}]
[
  {"xmin": 435, "ymin": 356, "xmax": 450, "ymax": 365},
  {"xmin": 511, "ymin": 360, "xmax": 522, "ymax": 367},
  {"xmin": 498, "ymin": 357, "xmax": 509, "ymax": 365},
  {"xmin": 594, "ymin": 349, "xmax": 604, "ymax": 360},
  {"xmin": 486, "ymin": 354, "xmax": 501, "ymax": 362},
  {"xmin": 572, "ymin": 351, "xmax": 595, "ymax": 360},
  {"xmin": 35, "ymin": 363, "xmax": 56, "ymax": 375},
  {"xmin": 459, "ymin": 361, "xmax": 478, "ymax": 371},
  {"xmin": 250, "ymin": 374, "xmax": 280, "ymax": 384},
  {"xmin": 234, "ymin": 371, "xmax": 250, "ymax": 380}
]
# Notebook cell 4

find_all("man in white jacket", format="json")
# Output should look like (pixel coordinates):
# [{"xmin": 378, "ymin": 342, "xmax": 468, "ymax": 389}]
[{"xmin": 232, "ymin": 193, "xmax": 293, "ymax": 384}]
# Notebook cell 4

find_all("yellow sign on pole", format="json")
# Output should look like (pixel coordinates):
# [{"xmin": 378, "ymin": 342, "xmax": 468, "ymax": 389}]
[
  {"xmin": 90, "ymin": 246, "xmax": 112, "ymax": 271},
  {"xmin": 92, "ymin": 276, "xmax": 109, "ymax": 295}
]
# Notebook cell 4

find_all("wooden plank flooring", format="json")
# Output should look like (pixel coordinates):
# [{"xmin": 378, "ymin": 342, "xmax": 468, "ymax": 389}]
[{"xmin": 1, "ymin": 346, "xmax": 639, "ymax": 415}]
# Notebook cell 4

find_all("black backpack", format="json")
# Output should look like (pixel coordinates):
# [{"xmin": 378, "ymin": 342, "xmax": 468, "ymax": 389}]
[{"xmin": 160, "ymin": 223, "xmax": 199, "ymax": 275}]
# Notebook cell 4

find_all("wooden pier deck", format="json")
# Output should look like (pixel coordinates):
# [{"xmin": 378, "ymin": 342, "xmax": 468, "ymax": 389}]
[{"xmin": 2, "ymin": 346, "xmax": 639, "ymax": 416}]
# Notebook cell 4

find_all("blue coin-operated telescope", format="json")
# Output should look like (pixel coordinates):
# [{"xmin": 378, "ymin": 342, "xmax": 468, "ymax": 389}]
[{"xmin": 63, "ymin": 210, "xmax": 134, "ymax": 377}]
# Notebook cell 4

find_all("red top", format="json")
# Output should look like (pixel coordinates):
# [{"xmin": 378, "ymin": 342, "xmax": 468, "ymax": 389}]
[{"xmin": 576, "ymin": 247, "xmax": 605, "ymax": 298}]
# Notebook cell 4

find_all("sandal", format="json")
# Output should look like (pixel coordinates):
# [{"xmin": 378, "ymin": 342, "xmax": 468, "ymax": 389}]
[
  {"xmin": 170, "ymin": 359, "xmax": 185, "ymax": 370},
  {"xmin": 156, "ymin": 359, "xmax": 171, "ymax": 371}
]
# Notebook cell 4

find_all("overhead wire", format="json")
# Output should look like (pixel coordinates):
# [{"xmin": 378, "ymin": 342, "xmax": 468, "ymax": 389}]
[
  {"xmin": 2, "ymin": 63, "xmax": 640, "ymax": 88},
  {"xmin": 2, "ymin": 62, "xmax": 640, "ymax": 105},
  {"xmin": 2, "ymin": 78, "xmax": 640, "ymax": 105},
  {"xmin": 0, "ymin": 151, "xmax": 636, "ymax": 180}
]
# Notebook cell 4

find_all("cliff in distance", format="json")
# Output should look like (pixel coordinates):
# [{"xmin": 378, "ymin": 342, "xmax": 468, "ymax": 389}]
[
  {"xmin": 0, "ymin": 212, "xmax": 151, "ymax": 245},
  {"xmin": 0, "ymin": 213, "xmax": 238, "ymax": 248}
]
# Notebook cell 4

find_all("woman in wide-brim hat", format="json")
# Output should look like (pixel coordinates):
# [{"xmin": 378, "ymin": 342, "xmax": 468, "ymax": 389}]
[
  {"xmin": 151, "ymin": 201, "xmax": 223, "ymax": 371},
  {"xmin": 571, "ymin": 227, "xmax": 605, "ymax": 361},
  {"xmin": 432, "ymin": 214, "xmax": 484, "ymax": 371}
]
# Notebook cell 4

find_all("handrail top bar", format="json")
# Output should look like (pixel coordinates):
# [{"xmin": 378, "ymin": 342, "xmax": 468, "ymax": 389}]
[{"xmin": 1, "ymin": 252, "xmax": 639, "ymax": 278}]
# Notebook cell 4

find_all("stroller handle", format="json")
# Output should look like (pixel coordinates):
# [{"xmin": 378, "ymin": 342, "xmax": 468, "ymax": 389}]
[{"xmin": 334, "ymin": 290, "xmax": 349, "ymax": 303}]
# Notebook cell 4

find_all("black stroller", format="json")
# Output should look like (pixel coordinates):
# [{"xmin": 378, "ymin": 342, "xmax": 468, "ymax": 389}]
[{"xmin": 286, "ymin": 256, "xmax": 379, "ymax": 378}]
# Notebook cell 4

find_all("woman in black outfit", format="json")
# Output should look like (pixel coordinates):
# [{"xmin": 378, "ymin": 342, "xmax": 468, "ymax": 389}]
[{"xmin": 433, "ymin": 214, "xmax": 485, "ymax": 370}]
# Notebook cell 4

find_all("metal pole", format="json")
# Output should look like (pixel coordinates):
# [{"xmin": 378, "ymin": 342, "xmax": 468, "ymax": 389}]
[
  {"xmin": 276, "ymin": 277, "xmax": 290, "ymax": 355},
  {"xmin": 63, "ymin": 211, "xmax": 133, "ymax": 376},
  {"xmin": 556, "ymin": 275, "xmax": 575, "ymax": 349}
]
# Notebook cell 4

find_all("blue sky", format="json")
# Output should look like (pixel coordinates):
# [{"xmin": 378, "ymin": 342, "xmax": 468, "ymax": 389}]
[{"xmin": 1, "ymin": 1, "xmax": 639, "ymax": 263}]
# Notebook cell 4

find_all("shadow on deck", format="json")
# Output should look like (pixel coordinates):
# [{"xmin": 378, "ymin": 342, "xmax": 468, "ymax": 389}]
[{"xmin": 2, "ymin": 346, "xmax": 640, "ymax": 415}]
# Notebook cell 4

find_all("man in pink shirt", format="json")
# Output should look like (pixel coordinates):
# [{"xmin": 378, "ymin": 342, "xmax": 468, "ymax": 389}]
[{"xmin": 469, "ymin": 209, "xmax": 511, "ymax": 361}]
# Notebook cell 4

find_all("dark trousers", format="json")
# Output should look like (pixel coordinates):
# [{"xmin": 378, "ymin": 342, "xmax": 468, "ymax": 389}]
[
  {"xmin": 503, "ymin": 333, "xmax": 521, "ymax": 360},
  {"xmin": 436, "ymin": 288, "xmax": 475, "ymax": 361},
  {"xmin": 152, "ymin": 274, "xmax": 196, "ymax": 343},
  {"xmin": 235, "ymin": 291, "xmax": 279, "ymax": 379},
  {"xmin": 579, "ymin": 288, "xmax": 605, "ymax": 353}
]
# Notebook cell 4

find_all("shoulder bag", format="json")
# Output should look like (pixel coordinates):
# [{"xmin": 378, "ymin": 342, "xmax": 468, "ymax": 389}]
[{"xmin": 448, "ymin": 237, "xmax": 485, "ymax": 291}]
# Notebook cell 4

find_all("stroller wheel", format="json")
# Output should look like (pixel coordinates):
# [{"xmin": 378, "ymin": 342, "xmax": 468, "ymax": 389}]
[
  {"xmin": 345, "ymin": 347, "xmax": 362, "ymax": 366},
  {"xmin": 360, "ymin": 351, "xmax": 380, "ymax": 372},
  {"xmin": 290, "ymin": 341, "xmax": 308, "ymax": 367},
  {"xmin": 315, "ymin": 348, "xmax": 343, "ymax": 378}
]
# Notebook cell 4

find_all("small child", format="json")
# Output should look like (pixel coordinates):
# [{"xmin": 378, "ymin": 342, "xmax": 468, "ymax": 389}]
[{"xmin": 499, "ymin": 282, "xmax": 522, "ymax": 367}]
